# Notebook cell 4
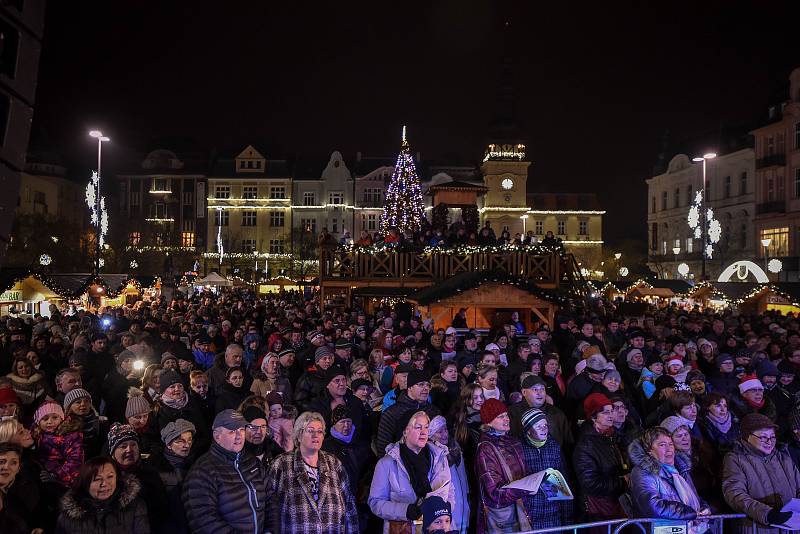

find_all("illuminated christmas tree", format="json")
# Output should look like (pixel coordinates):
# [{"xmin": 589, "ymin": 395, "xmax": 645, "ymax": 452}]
[{"xmin": 380, "ymin": 126, "xmax": 425, "ymax": 235}]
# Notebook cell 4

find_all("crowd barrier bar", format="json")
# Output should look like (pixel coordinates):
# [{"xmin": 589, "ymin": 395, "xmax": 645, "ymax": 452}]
[{"xmin": 514, "ymin": 513, "xmax": 749, "ymax": 534}]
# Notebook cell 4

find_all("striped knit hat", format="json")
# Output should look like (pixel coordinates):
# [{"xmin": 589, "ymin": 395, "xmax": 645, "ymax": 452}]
[
  {"xmin": 63, "ymin": 388, "xmax": 91, "ymax": 412},
  {"xmin": 34, "ymin": 401, "xmax": 64, "ymax": 424}
]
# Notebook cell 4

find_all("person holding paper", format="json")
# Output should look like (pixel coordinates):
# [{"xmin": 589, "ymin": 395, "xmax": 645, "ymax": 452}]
[
  {"xmin": 519, "ymin": 408, "xmax": 573, "ymax": 529},
  {"xmin": 628, "ymin": 427, "xmax": 709, "ymax": 529},
  {"xmin": 722, "ymin": 413, "xmax": 800, "ymax": 533}
]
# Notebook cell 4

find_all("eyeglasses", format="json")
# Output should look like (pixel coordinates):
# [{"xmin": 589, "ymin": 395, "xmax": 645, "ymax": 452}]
[
  {"xmin": 303, "ymin": 428, "xmax": 325, "ymax": 437},
  {"xmin": 752, "ymin": 434, "xmax": 777, "ymax": 444},
  {"xmin": 246, "ymin": 424, "xmax": 267, "ymax": 432}
]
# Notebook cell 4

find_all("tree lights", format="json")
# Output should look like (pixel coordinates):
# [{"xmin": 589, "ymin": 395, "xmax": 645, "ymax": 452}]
[{"xmin": 380, "ymin": 126, "xmax": 425, "ymax": 235}]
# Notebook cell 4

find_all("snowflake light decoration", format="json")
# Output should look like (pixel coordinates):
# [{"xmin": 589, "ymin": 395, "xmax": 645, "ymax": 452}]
[
  {"xmin": 694, "ymin": 228, "xmax": 702, "ymax": 239},
  {"xmin": 687, "ymin": 206, "xmax": 699, "ymax": 229},
  {"xmin": 39, "ymin": 254, "xmax": 51, "ymax": 266},
  {"xmin": 768, "ymin": 259, "xmax": 783, "ymax": 273},
  {"xmin": 618, "ymin": 267, "xmax": 629, "ymax": 277},
  {"xmin": 98, "ymin": 258, "xmax": 105, "ymax": 268},
  {"xmin": 708, "ymin": 219, "xmax": 722, "ymax": 243},
  {"xmin": 85, "ymin": 172, "xmax": 109, "ymax": 247},
  {"xmin": 678, "ymin": 263, "xmax": 690, "ymax": 276},
  {"xmin": 705, "ymin": 244, "xmax": 714, "ymax": 259},
  {"xmin": 130, "ymin": 260, "xmax": 139, "ymax": 269},
  {"xmin": 687, "ymin": 187, "xmax": 721, "ymax": 258}
]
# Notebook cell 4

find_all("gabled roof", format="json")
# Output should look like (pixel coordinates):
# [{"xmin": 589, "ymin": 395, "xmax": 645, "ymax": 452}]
[
  {"xmin": 408, "ymin": 270, "xmax": 570, "ymax": 306},
  {"xmin": 208, "ymin": 158, "xmax": 290, "ymax": 178}
]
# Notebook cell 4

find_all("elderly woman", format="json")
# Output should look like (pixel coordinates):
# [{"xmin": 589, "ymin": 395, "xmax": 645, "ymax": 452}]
[
  {"xmin": 723, "ymin": 413, "xmax": 800, "ymax": 534},
  {"xmin": 475, "ymin": 399, "xmax": 530, "ymax": 534},
  {"xmin": 265, "ymin": 411, "xmax": 358, "ymax": 534},
  {"xmin": 370, "ymin": 410, "xmax": 453, "ymax": 534},
  {"xmin": 250, "ymin": 352, "xmax": 293, "ymax": 401},
  {"xmin": 56, "ymin": 456, "xmax": 149, "ymax": 534},
  {"xmin": 5, "ymin": 358, "xmax": 48, "ymax": 412},
  {"xmin": 519, "ymin": 408, "xmax": 573, "ymax": 529},
  {"xmin": 629, "ymin": 427, "xmax": 709, "ymax": 528}
]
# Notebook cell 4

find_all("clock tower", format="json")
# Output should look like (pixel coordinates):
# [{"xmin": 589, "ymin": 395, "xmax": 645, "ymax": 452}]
[{"xmin": 481, "ymin": 143, "xmax": 531, "ymax": 235}]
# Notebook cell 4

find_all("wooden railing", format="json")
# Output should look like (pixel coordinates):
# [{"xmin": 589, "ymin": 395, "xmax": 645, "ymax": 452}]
[{"xmin": 320, "ymin": 246, "xmax": 570, "ymax": 285}]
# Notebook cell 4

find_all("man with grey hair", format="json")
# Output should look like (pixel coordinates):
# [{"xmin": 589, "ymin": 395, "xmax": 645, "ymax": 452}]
[
  {"xmin": 207, "ymin": 343, "xmax": 250, "ymax": 395},
  {"xmin": 183, "ymin": 409, "xmax": 267, "ymax": 533}
]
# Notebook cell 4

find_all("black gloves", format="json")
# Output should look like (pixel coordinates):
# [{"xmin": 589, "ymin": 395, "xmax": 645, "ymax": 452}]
[
  {"xmin": 766, "ymin": 507, "xmax": 793, "ymax": 525},
  {"xmin": 406, "ymin": 503, "xmax": 422, "ymax": 521}
]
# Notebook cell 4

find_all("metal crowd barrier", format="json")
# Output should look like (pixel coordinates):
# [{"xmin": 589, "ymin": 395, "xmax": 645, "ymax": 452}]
[{"xmin": 515, "ymin": 513, "xmax": 749, "ymax": 534}]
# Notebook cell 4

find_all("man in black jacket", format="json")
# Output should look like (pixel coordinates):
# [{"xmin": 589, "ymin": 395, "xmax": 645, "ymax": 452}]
[
  {"xmin": 183, "ymin": 410, "xmax": 267, "ymax": 534},
  {"xmin": 375, "ymin": 369, "xmax": 440, "ymax": 456}
]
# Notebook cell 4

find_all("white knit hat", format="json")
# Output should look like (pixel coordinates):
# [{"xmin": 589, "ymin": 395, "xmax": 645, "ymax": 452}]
[{"xmin": 739, "ymin": 376, "xmax": 764, "ymax": 394}]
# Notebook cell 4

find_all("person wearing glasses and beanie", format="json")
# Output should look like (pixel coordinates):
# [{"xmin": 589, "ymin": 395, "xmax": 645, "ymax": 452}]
[
  {"xmin": 266, "ymin": 411, "xmax": 358, "ymax": 533},
  {"xmin": 722, "ymin": 413, "xmax": 800, "ymax": 533}
]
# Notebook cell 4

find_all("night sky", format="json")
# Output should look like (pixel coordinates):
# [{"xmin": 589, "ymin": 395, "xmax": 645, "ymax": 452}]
[{"xmin": 29, "ymin": 1, "xmax": 800, "ymax": 246}]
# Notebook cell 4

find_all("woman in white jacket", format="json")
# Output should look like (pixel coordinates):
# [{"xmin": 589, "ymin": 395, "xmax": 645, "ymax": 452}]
[{"xmin": 369, "ymin": 410, "xmax": 455, "ymax": 534}]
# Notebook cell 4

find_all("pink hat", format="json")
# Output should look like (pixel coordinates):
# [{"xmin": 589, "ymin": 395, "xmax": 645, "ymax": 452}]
[{"xmin": 34, "ymin": 401, "xmax": 64, "ymax": 424}]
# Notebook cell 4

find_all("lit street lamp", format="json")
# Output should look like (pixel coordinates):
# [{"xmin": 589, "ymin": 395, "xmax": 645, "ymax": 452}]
[
  {"xmin": 761, "ymin": 237, "xmax": 772, "ymax": 273},
  {"xmin": 691, "ymin": 152, "xmax": 716, "ymax": 280},
  {"xmin": 88, "ymin": 130, "xmax": 110, "ymax": 276},
  {"xmin": 520, "ymin": 214, "xmax": 529, "ymax": 235}
]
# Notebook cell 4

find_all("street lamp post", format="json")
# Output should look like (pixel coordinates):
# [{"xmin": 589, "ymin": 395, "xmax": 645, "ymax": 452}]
[
  {"xmin": 761, "ymin": 238, "xmax": 772, "ymax": 274},
  {"xmin": 520, "ymin": 214, "xmax": 529, "ymax": 236},
  {"xmin": 89, "ymin": 130, "xmax": 110, "ymax": 277},
  {"xmin": 614, "ymin": 252, "xmax": 621, "ymax": 281},
  {"xmin": 692, "ymin": 152, "xmax": 716, "ymax": 280}
]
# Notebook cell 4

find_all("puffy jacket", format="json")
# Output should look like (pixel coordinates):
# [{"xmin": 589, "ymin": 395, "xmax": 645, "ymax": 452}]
[
  {"xmin": 375, "ymin": 391, "xmax": 440, "ymax": 456},
  {"xmin": 56, "ymin": 473, "xmax": 150, "ymax": 534},
  {"xmin": 368, "ymin": 441, "xmax": 454, "ymax": 534},
  {"xmin": 628, "ymin": 439, "xmax": 704, "ymax": 520},
  {"xmin": 722, "ymin": 440, "xmax": 800, "ymax": 534},
  {"xmin": 35, "ymin": 429, "xmax": 83, "ymax": 488},
  {"xmin": 293, "ymin": 367, "xmax": 328, "ymax": 413},
  {"xmin": 572, "ymin": 423, "xmax": 628, "ymax": 517},
  {"xmin": 183, "ymin": 442, "xmax": 267, "ymax": 534}
]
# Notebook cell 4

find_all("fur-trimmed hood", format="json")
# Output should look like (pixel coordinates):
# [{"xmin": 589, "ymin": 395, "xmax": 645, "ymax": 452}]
[
  {"xmin": 628, "ymin": 438, "xmax": 691, "ymax": 477},
  {"xmin": 60, "ymin": 472, "xmax": 142, "ymax": 519}
]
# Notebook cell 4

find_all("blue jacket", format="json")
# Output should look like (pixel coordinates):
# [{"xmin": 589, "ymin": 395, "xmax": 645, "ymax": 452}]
[
  {"xmin": 192, "ymin": 348, "xmax": 215, "ymax": 371},
  {"xmin": 628, "ymin": 439, "xmax": 706, "ymax": 520}
]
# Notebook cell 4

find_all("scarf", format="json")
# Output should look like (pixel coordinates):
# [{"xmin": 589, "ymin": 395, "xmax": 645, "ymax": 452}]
[
  {"xmin": 675, "ymin": 414, "xmax": 695, "ymax": 429},
  {"xmin": 745, "ymin": 397, "xmax": 765, "ymax": 409},
  {"xmin": 399, "ymin": 443, "xmax": 432, "ymax": 498},
  {"xmin": 554, "ymin": 373, "xmax": 566, "ymax": 395},
  {"xmin": 244, "ymin": 439, "xmax": 266, "ymax": 458},
  {"xmin": 662, "ymin": 463, "xmax": 701, "ymax": 512},
  {"xmin": 525, "ymin": 434, "xmax": 547, "ymax": 448},
  {"xmin": 331, "ymin": 425, "xmax": 355, "ymax": 444},
  {"xmin": 161, "ymin": 392, "xmax": 189, "ymax": 410},
  {"xmin": 163, "ymin": 448, "xmax": 190, "ymax": 471},
  {"xmin": 482, "ymin": 387, "xmax": 501, "ymax": 400},
  {"xmin": 706, "ymin": 412, "xmax": 732, "ymax": 434}
]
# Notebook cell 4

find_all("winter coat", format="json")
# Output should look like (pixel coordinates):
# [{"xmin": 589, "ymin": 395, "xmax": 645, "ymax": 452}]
[
  {"xmin": 520, "ymin": 436, "xmax": 573, "ymax": 529},
  {"xmin": 101, "ymin": 368, "xmax": 140, "ymax": 424},
  {"xmin": 183, "ymin": 442, "xmax": 268, "ymax": 534},
  {"xmin": 55, "ymin": 472, "xmax": 150, "ymax": 534},
  {"xmin": 322, "ymin": 433, "xmax": 375, "ymax": 497},
  {"xmin": 699, "ymin": 413, "xmax": 741, "ymax": 456},
  {"xmin": 5, "ymin": 371, "xmax": 47, "ymax": 406},
  {"xmin": 368, "ymin": 441, "xmax": 454, "ymax": 534},
  {"xmin": 722, "ymin": 440, "xmax": 800, "ymax": 534},
  {"xmin": 729, "ymin": 394, "xmax": 778, "ymax": 423},
  {"xmin": 151, "ymin": 450, "xmax": 194, "ymax": 534},
  {"xmin": 375, "ymin": 391, "xmax": 441, "ymax": 457},
  {"xmin": 156, "ymin": 396, "xmax": 210, "ymax": 453},
  {"xmin": 192, "ymin": 348, "xmax": 215, "ymax": 371},
  {"xmin": 249, "ymin": 373, "xmax": 293, "ymax": 401},
  {"xmin": 266, "ymin": 449, "xmax": 359, "ymax": 534},
  {"xmin": 628, "ymin": 439, "xmax": 705, "ymax": 520},
  {"xmin": 448, "ymin": 447, "xmax": 471, "ymax": 534},
  {"xmin": 509, "ymin": 399, "xmax": 574, "ymax": 447},
  {"xmin": 35, "ymin": 429, "xmax": 84, "ymax": 487},
  {"xmin": 309, "ymin": 391, "xmax": 366, "ymax": 443},
  {"xmin": 474, "ymin": 431, "xmax": 528, "ymax": 534},
  {"xmin": 572, "ymin": 423, "xmax": 628, "ymax": 520},
  {"xmin": 214, "ymin": 382, "xmax": 249, "ymax": 414},
  {"xmin": 268, "ymin": 416, "xmax": 294, "ymax": 452},
  {"xmin": 294, "ymin": 367, "xmax": 328, "ymax": 413}
]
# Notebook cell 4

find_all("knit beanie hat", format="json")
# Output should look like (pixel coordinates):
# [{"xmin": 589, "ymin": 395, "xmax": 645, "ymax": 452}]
[
  {"xmin": 716, "ymin": 353, "xmax": 734, "ymax": 368},
  {"xmin": 740, "ymin": 413, "xmax": 778, "ymax": 437},
  {"xmin": 756, "ymin": 360, "xmax": 780, "ymax": 379},
  {"xmin": 421, "ymin": 495, "xmax": 451, "ymax": 532},
  {"xmin": 314, "ymin": 346, "xmax": 333, "ymax": 362},
  {"xmin": 586, "ymin": 354, "xmax": 609, "ymax": 373},
  {"xmin": 63, "ymin": 388, "xmax": 91, "ymax": 412},
  {"xmin": 108, "ymin": 423, "xmax": 139, "ymax": 454},
  {"xmin": 739, "ymin": 374, "xmax": 764, "ymax": 394},
  {"xmin": 160, "ymin": 418, "xmax": 196, "ymax": 445},
  {"xmin": 125, "ymin": 394, "xmax": 151, "ymax": 419},
  {"xmin": 331, "ymin": 404, "xmax": 353, "ymax": 426},
  {"xmin": 660, "ymin": 416, "xmax": 688, "ymax": 435},
  {"xmin": 160, "ymin": 352, "xmax": 178, "ymax": 365},
  {"xmin": 34, "ymin": 401, "xmax": 64, "ymax": 424},
  {"xmin": 265, "ymin": 391, "xmax": 284, "ymax": 407},
  {"xmin": 242, "ymin": 405, "xmax": 267, "ymax": 422},
  {"xmin": 583, "ymin": 392, "xmax": 612, "ymax": 419},
  {"xmin": 428, "ymin": 415, "xmax": 447, "ymax": 437},
  {"xmin": 0, "ymin": 387, "xmax": 19, "ymax": 406},
  {"xmin": 116, "ymin": 349, "xmax": 136, "ymax": 365},
  {"xmin": 520, "ymin": 408, "xmax": 547, "ymax": 432},
  {"xmin": 407, "ymin": 369, "xmax": 431, "ymax": 389},
  {"xmin": 159, "ymin": 370, "xmax": 183, "ymax": 393},
  {"xmin": 582, "ymin": 345, "xmax": 602, "ymax": 359},
  {"xmin": 480, "ymin": 398, "xmax": 508, "ymax": 425},
  {"xmin": 626, "ymin": 348, "xmax": 643, "ymax": 364},
  {"xmin": 324, "ymin": 366, "xmax": 347, "ymax": 385}
]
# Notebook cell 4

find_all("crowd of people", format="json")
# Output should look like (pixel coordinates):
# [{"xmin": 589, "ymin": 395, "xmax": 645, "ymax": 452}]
[{"xmin": 2, "ymin": 288, "xmax": 800, "ymax": 533}]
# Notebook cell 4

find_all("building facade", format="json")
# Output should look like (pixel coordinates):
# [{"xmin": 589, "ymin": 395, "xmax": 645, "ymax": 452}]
[
  {"xmin": 18, "ymin": 159, "xmax": 84, "ymax": 227},
  {"xmin": 480, "ymin": 143, "xmax": 531, "ymax": 235},
  {"xmin": 646, "ymin": 148, "xmax": 756, "ymax": 280},
  {"xmin": 292, "ymin": 151, "xmax": 355, "ymax": 239},
  {"xmin": 752, "ymin": 67, "xmax": 800, "ymax": 281},
  {"xmin": 205, "ymin": 145, "xmax": 292, "ymax": 270}
]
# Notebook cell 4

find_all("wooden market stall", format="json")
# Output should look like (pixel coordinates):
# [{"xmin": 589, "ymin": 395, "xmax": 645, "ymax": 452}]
[{"xmin": 0, "ymin": 270, "xmax": 131, "ymax": 315}]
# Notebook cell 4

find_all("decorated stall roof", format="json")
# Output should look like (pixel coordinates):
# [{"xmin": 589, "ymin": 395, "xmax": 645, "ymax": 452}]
[{"xmin": 0, "ymin": 269, "xmax": 131, "ymax": 299}]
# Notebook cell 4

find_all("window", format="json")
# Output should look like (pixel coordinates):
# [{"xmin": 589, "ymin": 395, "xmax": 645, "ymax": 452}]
[
  {"xmin": 651, "ymin": 197, "xmax": 655, "ymax": 214},
  {"xmin": 33, "ymin": 190, "xmax": 45, "ymax": 204},
  {"xmin": 662, "ymin": 241, "xmax": 667, "ymax": 255},
  {"xmin": 241, "ymin": 239, "xmax": 256, "ymax": 252},
  {"xmin": 331, "ymin": 218, "xmax": 338, "ymax": 233},
  {"xmin": 740, "ymin": 172, "xmax": 747, "ymax": 195},
  {"xmin": 269, "ymin": 186, "xmax": 285, "ymax": 199},
  {"xmin": 534, "ymin": 220, "xmax": 543, "ymax": 235},
  {"xmin": 366, "ymin": 214, "xmax": 377, "ymax": 231},
  {"xmin": 364, "ymin": 188, "xmax": 382, "ymax": 206},
  {"xmin": 239, "ymin": 161, "xmax": 246, "ymax": 169},
  {"xmin": 303, "ymin": 192, "xmax": 316, "ymax": 206},
  {"xmin": 686, "ymin": 185, "xmax": 693, "ymax": 206},
  {"xmin": 795, "ymin": 123, "xmax": 800, "ymax": 150},
  {"xmin": 215, "ymin": 210, "xmax": 229, "ymax": 226},
  {"xmin": 579, "ymin": 220, "xmax": 587, "ymax": 235},
  {"xmin": 269, "ymin": 239, "xmax": 284, "ymax": 254},
  {"xmin": 740, "ymin": 224, "xmax": 747, "ymax": 249},
  {"xmin": 724, "ymin": 176, "xmax": 731, "ymax": 198},
  {"xmin": 651, "ymin": 223, "xmax": 658, "ymax": 250},
  {"xmin": 183, "ymin": 219, "xmax": 194, "ymax": 232},
  {"xmin": 760, "ymin": 227, "xmax": 789, "ymax": 257},
  {"xmin": 215, "ymin": 185, "xmax": 230, "ymax": 199},
  {"xmin": 181, "ymin": 232, "xmax": 195, "ymax": 247},
  {"xmin": 661, "ymin": 191, "xmax": 667, "ymax": 210},
  {"xmin": 255, "ymin": 160, "xmax": 262, "ymax": 169},
  {"xmin": 557, "ymin": 220, "xmax": 565, "ymax": 235},
  {"xmin": 270, "ymin": 211, "xmax": 285, "ymax": 227},
  {"xmin": 149, "ymin": 203, "xmax": 168, "ymax": 219},
  {"xmin": 795, "ymin": 168, "xmax": 800, "ymax": 199},
  {"xmin": 129, "ymin": 232, "xmax": 141, "ymax": 246},
  {"xmin": 329, "ymin": 191, "xmax": 344, "ymax": 205},
  {"xmin": 301, "ymin": 218, "xmax": 316, "ymax": 233},
  {"xmin": 152, "ymin": 178, "xmax": 170, "ymax": 192},
  {"xmin": 686, "ymin": 237, "xmax": 692, "ymax": 254},
  {"xmin": 182, "ymin": 191, "xmax": 193, "ymax": 205},
  {"xmin": 243, "ymin": 186, "xmax": 258, "ymax": 199},
  {"xmin": 241, "ymin": 211, "xmax": 257, "ymax": 226},
  {"xmin": 768, "ymin": 175, "xmax": 775, "ymax": 201},
  {"xmin": 130, "ymin": 191, "xmax": 141, "ymax": 208},
  {"xmin": 674, "ymin": 188, "xmax": 680, "ymax": 208}
]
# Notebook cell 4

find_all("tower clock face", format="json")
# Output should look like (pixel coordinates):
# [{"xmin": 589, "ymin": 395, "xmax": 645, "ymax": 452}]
[{"xmin": 501, "ymin": 178, "xmax": 514, "ymax": 190}]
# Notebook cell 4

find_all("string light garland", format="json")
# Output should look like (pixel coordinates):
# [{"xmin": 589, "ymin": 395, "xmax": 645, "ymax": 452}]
[
  {"xmin": 0, "ymin": 270, "xmax": 128, "ymax": 299},
  {"xmin": 340, "ymin": 243, "xmax": 566, "ymax": 257},
  {"xmin": 380, "ymin": 126, "xmax": 425, "ymax": 235}
]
